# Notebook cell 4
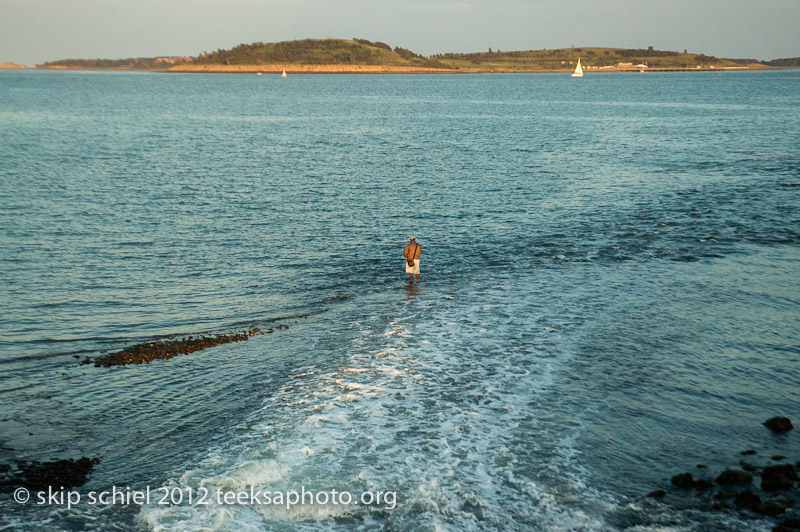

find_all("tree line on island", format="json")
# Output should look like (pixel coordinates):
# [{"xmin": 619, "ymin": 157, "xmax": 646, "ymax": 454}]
[
  {"xmin": 34, "ymin": 38, "xmax": 800, "ymax": 70},
  {"xmin": 191, "ymin": 38, "xmax": 452, "ymax": 69},
  {"xmin": 435, "ymin": 45, "xmax": 730, "ymax": 69}
]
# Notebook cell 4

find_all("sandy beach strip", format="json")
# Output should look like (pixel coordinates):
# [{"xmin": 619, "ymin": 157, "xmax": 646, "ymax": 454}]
[
  {"xmin": 166, "ymin": 64, "xmax": 762, "ymax": 74},
  {"xmin": 166, "ymin": 64, "xmax": 457, "ymax": 74}
]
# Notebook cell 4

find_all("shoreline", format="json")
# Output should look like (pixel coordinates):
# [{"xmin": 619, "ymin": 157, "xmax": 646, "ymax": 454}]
[
  {"xmin": 2, "ymin": 64, "xmax": 783, "ymax": 74},
  {"xmin": 166, "ymin": 64, "xmax": 767, "ymax": 74}
]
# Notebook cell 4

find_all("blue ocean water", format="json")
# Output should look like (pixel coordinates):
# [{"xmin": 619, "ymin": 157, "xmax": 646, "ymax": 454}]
[{"xmin": 0, "ymin": 69, "xmax": 799, "ymax": 531}]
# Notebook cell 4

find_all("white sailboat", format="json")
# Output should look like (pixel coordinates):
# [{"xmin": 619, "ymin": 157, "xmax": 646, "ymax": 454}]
[
  {"xmin": 571, "ymin": 58, "xmax": 583, "ymax": 78},
  {"xmin": 281, "ymin": 70, "xmax": 287, "ymax": 78}
]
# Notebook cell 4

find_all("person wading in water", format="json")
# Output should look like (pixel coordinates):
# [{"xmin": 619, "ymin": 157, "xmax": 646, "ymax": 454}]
[{"xmin": 404, "ymin": 236, "xmax": 421, "ymax": 282}]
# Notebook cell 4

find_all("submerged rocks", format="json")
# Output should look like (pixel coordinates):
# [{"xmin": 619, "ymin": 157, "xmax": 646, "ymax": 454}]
[
  {"xmin": 0, "ymin": 457, "xmax": 100, "ymax": 492},
  {"xmin": 88, "ymin": 332, "xmax": 251, "ymax": 367},
  {"xmin": 650, "ymin": 420, "xmax": 799, "ymax": 525},
  {"xmin": 671, "ymin": 473, "xmax": 697, "ymax": 489},
  {"xmin": 734, "ymin": 490, "xmax": 763, "ymax": 512},
  {"xmin": 716, "ymin": 469, "xmax": 753, "ymax": 486},
  {"xmin": 694, "ymin": 479, "xmax": 714, "ymax": 490},
  {"xmin": 669, "ymin": 473, "xmax": 714, "ymax": 490},
  {"xmin": 657, "ymin": 461, "xmax": 798, "ymax": 516},
  {"xmin": 777, "ymin": 518, "xmax": 800, "ymax": 531},
  {"xmin": 733, "ymin": 491, "xmax": 787, "ymax": 516},
  {"xmin": 83, "ymin": 313, "xmax": 316, "ymax": 367},
  {"xmin": 764, "ymin": 417, "xmax": 793, "ymax": 434},
  {"xmin": 760, "ymin": 501, "xmax": 789, "ymax": 517},
  {"xmin": 761, "ymin": 465, "xmax": 797, "ymax": 491}
]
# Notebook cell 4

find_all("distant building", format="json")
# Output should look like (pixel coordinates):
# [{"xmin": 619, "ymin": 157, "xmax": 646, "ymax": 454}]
[
  {"xmin": 155, "ymin": 57, "xmax": 191, "ymax": 64},
  {"xmin": 615, "ymin": 62, "xmax": 634, "ymax": 69}
]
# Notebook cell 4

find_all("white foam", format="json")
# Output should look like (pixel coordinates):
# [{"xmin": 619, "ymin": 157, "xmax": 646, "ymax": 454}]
[{"xmin": 139, "ymin": 272, "xmax": 748, "ymax": 531}]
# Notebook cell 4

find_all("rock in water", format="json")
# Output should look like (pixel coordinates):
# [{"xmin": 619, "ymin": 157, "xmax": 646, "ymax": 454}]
[
  {"xmin": 778, "ymin": 518, "xmax": 800, "ymax": 529},
  {"xmin": 0, "ymin": 457, "xmax": 100, "ymax": 491},
  {"xmin": 694, "ymin": 479, "xmax": 714, "ymax": 490},
  {"xmin": 734, "ymin": 490, "xmax": 762, "ymax": 511},
  {"xmin": 715, "ymin": 469, "xmax": 752, "ymax": 486},
  {"xmin": 670, "ymin": 473, "xmax": 696, "ymax": 489},
  {"xmin": 761, "ymin": 464, "xmax": 797, "ymax": 491},
  {"xmin": 764, "ymin": 417, "xmax": 793, "ymax": 433},
  {"xmin": 758, "ymin": 500, "xmax": 787, "ymax": 516}
]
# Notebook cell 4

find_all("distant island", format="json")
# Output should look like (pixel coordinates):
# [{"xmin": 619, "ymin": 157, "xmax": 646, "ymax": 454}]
[{"xmin": 5, "ymin": 39, "xmax": 799, "ymax": 73}]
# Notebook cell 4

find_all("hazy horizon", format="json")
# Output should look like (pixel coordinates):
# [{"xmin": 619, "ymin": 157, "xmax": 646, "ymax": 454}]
[{"xmin": 1, "ymin": 0, "xmax": 799, "ymax": 65}]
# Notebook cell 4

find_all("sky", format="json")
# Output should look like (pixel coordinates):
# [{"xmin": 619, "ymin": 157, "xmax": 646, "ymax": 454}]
[{"xmin": 1, "ymin": 0, "xmax": 799, "ymax": 65}]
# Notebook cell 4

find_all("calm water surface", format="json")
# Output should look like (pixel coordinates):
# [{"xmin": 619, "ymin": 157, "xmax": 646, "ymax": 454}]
[{"xmin": 0, "ymin": 69, "xmax": 799, "ymax": 531}]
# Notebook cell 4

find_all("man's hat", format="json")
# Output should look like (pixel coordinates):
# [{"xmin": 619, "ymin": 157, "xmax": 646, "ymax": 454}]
[{"xmin": 410, "ymin": 235, "xmax": 416, "ymax": 240}]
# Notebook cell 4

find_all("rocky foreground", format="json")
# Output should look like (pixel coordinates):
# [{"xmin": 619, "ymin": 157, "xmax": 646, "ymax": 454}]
[{"xmin": 650, "ymin": 417, "xmax": 798, "ymax": 531}]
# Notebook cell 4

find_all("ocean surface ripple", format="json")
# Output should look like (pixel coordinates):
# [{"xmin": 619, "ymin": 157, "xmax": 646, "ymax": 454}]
[{"xmin": 0, "ymin": 70, "xmax": 798, "ymax": 531}]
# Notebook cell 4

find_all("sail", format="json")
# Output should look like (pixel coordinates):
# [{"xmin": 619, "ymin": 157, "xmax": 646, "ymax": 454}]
[{"xmin": 571, "ymin": 57, "xmax": 583, "ymax": 77}]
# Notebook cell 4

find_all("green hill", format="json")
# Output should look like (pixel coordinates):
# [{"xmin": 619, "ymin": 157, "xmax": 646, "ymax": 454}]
[
  {"xmin": 192, "ymin": 39, "xmax": 453, "ymax": 69},
  {"xmin": 435, "ymin": 46, "xmax": 741, "ymax": 70},
  {"xmin": 764, "ymin": 57, "xmax": 800, "ymax": 67}
]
